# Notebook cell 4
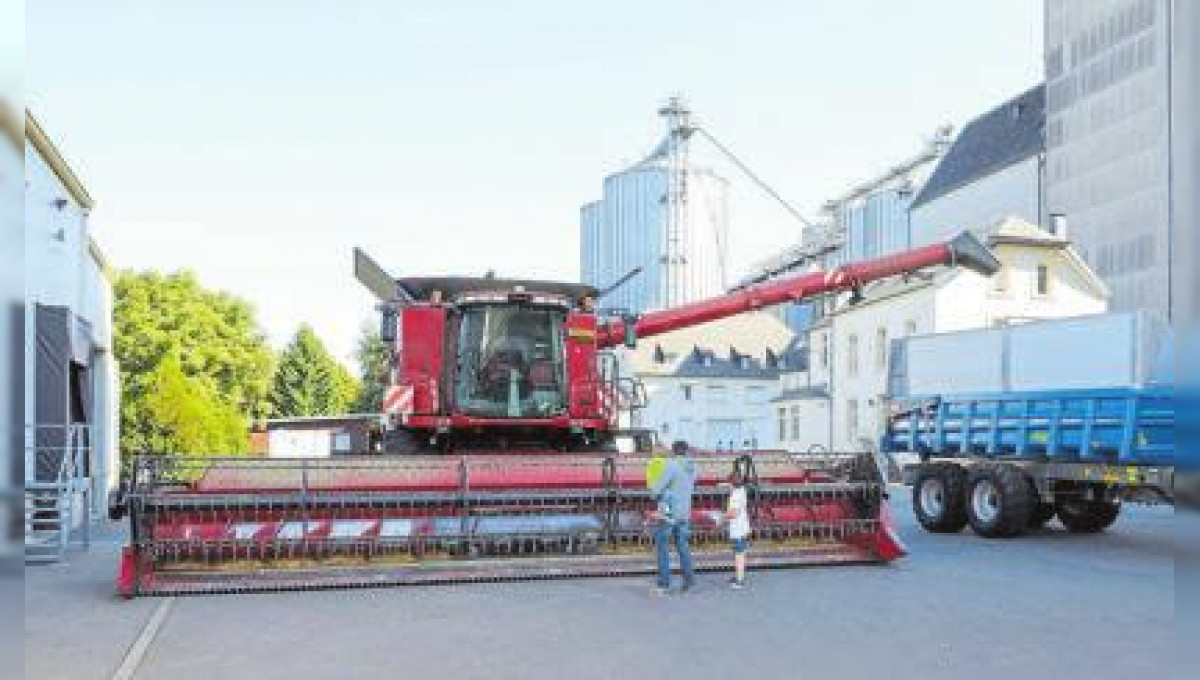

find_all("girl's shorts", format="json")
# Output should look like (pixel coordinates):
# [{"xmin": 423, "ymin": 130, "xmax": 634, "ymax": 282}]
[{"xmin": 732, "ymin": 537, "xmax": 750, "ymax": 554}]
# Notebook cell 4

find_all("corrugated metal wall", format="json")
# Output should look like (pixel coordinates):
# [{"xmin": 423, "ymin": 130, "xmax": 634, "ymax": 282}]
[{"xmin": 580, "ymin": 161, "xmax": 728, "ymax": 314}]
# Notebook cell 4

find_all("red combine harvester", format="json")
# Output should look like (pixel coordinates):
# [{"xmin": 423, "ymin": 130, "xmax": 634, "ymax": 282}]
[{"xmin": 114, "ymin": 232, "xmax": 999, "ymax": 596}]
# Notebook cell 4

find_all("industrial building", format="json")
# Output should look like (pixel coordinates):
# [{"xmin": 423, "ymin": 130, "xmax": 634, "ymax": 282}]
[
  {"xmin": 19, "ymin": 111, "xmax": 118, "ymax": 561},
  {"xmin": 1044, "ymin": 0, "xmax": 1177, "ymax": 319},
  {"xmin": 580, "ymin": 98, "xmax": 729, "ymax": 314},
  {"xmin": 739, "ymin": 129, "xmax": 953, "ymax": 332}
]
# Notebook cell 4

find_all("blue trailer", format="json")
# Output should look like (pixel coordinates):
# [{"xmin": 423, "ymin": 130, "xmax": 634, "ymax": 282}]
[{"xmin": 883, "ymin": 387, "xmax": 1174, "ymax": 537}]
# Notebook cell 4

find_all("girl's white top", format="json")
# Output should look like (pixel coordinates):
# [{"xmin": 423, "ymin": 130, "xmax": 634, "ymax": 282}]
[{"xmin": 728, "ymin": 486, "xmax": 751, "ymax": 539}]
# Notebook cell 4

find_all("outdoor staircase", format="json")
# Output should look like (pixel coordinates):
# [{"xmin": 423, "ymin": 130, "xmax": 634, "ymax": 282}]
[
  {"xmin": 25, "ymin": 424, "xmax": 93, "ymax": 564},
  {"xmin": 25, "ymin": 482, "xmax": 76, "ymax": 563}
]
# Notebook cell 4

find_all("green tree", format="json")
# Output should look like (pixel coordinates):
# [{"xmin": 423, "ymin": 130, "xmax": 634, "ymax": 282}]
[
  {"xmin": 114, "ymin": 271, "xmax": 275, "ymax": 456},
  {"xmin": 352, "ymin": 322, "xmax": 390, "ymax": 413},
  {"xmin": 270, "ymin": 325, "xmax": 359, "ymax": 417},
  {"xmin": 142, "ymin": 352, "xmax": 247, "ymax": 454}
]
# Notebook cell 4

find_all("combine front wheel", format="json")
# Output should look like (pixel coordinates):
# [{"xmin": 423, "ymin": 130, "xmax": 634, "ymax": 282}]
[
  {"xmin": 912, "ymin": 463, "xmax": 967, "ymax": 533},
  {"xmin": 383, "ymin": 428, "xmax": 424, "ymax": 454},
  {"xmin": 966, "ymin": 463, "xmax": 1034, "ymax": 538}
]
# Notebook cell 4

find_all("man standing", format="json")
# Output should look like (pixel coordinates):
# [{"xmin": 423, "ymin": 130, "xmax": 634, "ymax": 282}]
[{"xmin": 651, "ymin": 440, "xmax": 697, "ymax": 594}]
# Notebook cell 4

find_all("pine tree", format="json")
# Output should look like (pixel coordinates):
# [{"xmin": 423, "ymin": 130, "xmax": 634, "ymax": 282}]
[
  {"xmin": 270, "ymin": 325, "xmax": 359, "ymax": 417},
  {"xmin": 352, "ymin": 322, "xmax": 390, "ymax": 413}
]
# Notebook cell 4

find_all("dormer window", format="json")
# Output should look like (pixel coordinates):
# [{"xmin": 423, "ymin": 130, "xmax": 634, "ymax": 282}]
[
  {"xmin": 652, "ymin": 344, "xmax": 666, "ymax": 363},
  {"xmin": 765, "ymin": 348, "xmax": 778, "ymax": 369}
]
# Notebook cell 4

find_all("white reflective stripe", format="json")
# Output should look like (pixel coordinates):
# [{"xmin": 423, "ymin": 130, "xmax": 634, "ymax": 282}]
[
  {"xmin": 329, "ymin": 520, "xmax": 379, "ymax": 538},
  {"xmin": 277, "ymin": 521, "xmax": 311, "ymax": 539},
  {"xmin": 383, "ymin": 386, "xmax": 414, "ymax": 414},
  {"xmin": 379, "ymin": 519, "xmax": 416, "ymax": 537},
  {"xmin": 232, "ymin": 524, "xmax": 267, "ymax": 540}
]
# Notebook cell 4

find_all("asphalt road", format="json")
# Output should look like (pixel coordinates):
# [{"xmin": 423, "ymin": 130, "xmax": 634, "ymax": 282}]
[{"xmin": 25, "ymin": 494, "xmax": 1173, "ymax": 680}]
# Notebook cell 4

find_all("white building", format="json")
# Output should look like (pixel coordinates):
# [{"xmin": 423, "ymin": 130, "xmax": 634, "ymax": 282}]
[
  {"xmin": 20, "ymin": 111, "xmax": 119, "ymax": 526},
  {"xmin": 624, "ymin": 312, "xmax": 795, "ymax": 451},
  {"xmin": 580, "ymin": 98, "xmax": 729, "ymax": 314},
  {"xmin": 771, "ymin": 355, "xmax": 830, "ymax": 453},
  {"xmin": 790, "ymin": 218, "xmax": 1108, "ymax": 452},
  {"xmin": 1044, "ymin": 0, "xmax": 1176, "ymax": 318},
  {"xmin": 1, "ymin": 106, "xmax": 21, "ymax": 555},
  {"xmin": 910, "ymin": 85, "xmax": 1046, "ymax": 247}
]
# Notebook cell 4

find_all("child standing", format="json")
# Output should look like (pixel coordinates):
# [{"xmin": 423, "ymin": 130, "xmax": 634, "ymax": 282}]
[{"xmin": 726, "ymin": 471, "xmax": 751, "ymax": 588}]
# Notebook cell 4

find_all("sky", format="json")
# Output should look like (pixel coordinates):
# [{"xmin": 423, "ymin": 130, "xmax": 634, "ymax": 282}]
[{"xmin": 26, "ymin": 0, "xmax": 1043, "ymax": 366}]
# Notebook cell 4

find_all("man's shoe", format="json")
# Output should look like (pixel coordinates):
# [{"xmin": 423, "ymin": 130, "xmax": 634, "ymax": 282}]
[
  {"xmin": 652, "ymin": 586, "xmax": 669, "ymax": 596},
  {"xmin": 728, "ymin": 578, "xmax": 745, "ymax": 590},
  {"xmin": 680, "ymin": 581, "xmax": 695, "ymax": 594}
]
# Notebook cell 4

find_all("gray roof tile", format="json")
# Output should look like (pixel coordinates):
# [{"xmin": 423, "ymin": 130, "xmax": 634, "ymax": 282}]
[{"xmin": 912, "ymin": 84, "xmax": 1045, "ymax": 209}]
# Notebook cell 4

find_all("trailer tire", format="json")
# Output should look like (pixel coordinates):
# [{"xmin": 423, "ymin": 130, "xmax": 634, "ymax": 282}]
[
  {"xmin": 966, "ymin": 463, "xmax": 1034, "ymax": 538},
  {"xmin": 912, "ymin": 463, "xmax": 968, "ymax": 533},
  {"xmin": 1055, "ymin": 499, "xmax": 1120, "ymax": 533}
]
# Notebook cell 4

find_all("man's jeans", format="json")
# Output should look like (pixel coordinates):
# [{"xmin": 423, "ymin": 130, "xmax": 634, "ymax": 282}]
[{"xmin": 654, "ymin": 520, "xmax": 695, "ymax": 589}]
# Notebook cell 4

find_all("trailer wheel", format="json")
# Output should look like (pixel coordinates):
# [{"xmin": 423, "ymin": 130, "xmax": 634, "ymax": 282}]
[
  {"xmin": 1055, "ymin": 499, "xmax": 1120, "ymax": 533},
  {"xmin": 912, "ymin": 463, "xmax": 967, "ymax": 533},
  {"xmin": 966, "ymin": 463, "xmax": 1034, "ymax": 538}
]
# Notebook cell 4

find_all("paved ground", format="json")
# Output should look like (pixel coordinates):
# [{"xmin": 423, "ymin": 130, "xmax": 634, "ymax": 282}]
[{"xmin": 26, "ymin": 494, "xmax": 1173, "ymax": 680}]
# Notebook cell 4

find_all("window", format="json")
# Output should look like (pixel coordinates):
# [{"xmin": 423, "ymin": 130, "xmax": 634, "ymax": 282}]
[
  {"xmin": 778, "ymin": 407, "xmax": 788, "ymax": 441},
  {"xmin": 819, "ymin": 333, "xmax": 830, "ymax": 370},
  {"xmin": 745, "ymin": 386, "xmax": 767, "ymax": 404},
  {"xmin": 707, "ymin": 385, "xmax": 727, "ymax": 403},
  {"xmin": 875, "ymin": 327, "xmax": 889, "ymax": 370},
  {"xmin": 904, "ymin": 320, "xmax": 917, "ymax": 337},
  {"xmin": 661, "ymin": 422, "xmax": 670, "ymax": 435},
  {"xmin": 681, "ymin": 385, "xmax": 693, "ymax": 401},
  {"xmin": 1035, "ymin": 264, "xmax": 1051, "ymax": 296},
  {"xmin": 789, "ymin": 405, "xmax": 800, "ymax": 440},
  {"xmin": 847, "ymin": 334, "xmax": 859, "ymax": 378},
  {"xmin": 331, "ymin": 433, "xmax": 352, "ymax": 453},
  {"xmin": 847, "ymin": 399, "xmax": 859, "ymax": 442}
]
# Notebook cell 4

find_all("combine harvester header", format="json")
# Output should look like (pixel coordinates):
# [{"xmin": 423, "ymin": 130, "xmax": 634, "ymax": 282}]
[{"xmin": 113, "ymin": 232, "xmax": 999, "ymax": 597}]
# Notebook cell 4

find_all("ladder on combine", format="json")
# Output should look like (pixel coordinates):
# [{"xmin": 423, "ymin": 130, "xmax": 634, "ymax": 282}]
[{"xmin": 25, "ymin": 425, "xmax": 92, "ymax": 564}]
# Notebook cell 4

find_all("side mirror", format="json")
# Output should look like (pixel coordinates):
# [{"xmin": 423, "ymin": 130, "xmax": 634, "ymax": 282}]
[
  {"xmin": 380, "ymin": 307, "xmax": 398, "ymax": 343},
  {"xmin": 622, "ymin": 314, "xmax": 638, "ymax": 349}
]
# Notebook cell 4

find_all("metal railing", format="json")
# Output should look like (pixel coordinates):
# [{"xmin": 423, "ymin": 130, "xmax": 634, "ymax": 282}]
[{"xmin": 25, "ymin": 424, "xmax": 92, "ymax": 563}]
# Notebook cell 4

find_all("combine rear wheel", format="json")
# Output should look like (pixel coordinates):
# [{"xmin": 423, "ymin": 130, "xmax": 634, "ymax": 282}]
[
  {"xmin": 966, "ymin": 463, "xmax": 1034, "ymax": 538},
  {"xmin": 1055, "ymin": 499, "xmax": 1120, "ymax": 533},
  {"xmin": 912, "ymin": 463, "xmax": 967, "ymax": 533}
]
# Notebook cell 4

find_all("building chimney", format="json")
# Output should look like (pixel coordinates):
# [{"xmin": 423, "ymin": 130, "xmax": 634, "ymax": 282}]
[{"xmin": 1049, "ymin": 213, "xmax": 1068, "ymax": 238}]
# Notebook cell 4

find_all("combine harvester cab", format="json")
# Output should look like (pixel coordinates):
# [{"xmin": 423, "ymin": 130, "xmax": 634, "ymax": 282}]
[{"xmin": 115, "ymin": 232, "xmax": 997, "ymax": 597}]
